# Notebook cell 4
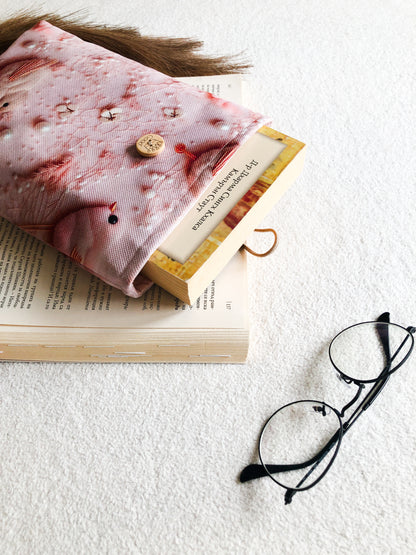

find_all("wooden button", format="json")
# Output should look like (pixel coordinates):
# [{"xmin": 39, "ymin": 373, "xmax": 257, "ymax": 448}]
[{"xmin": 136, "ymin": 134, "xmax": 165, "ymax": 157}]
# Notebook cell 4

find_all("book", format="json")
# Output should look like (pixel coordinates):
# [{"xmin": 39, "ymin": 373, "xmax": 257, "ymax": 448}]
[
  {"xmin": 0, "ymin": 216, "xmax": 249, "ymax": 363},
  {"xmin": 142, "ymin": 77, "xmax": 306, "ymax": 304}
]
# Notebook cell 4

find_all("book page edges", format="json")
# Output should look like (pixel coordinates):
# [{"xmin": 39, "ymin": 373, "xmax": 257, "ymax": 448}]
[{"xmin": 0, "ymin": 328, "xmax": 249, "ymax": 363}]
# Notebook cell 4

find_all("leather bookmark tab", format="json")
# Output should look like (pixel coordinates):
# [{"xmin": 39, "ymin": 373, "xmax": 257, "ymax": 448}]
[{"xmin": 242, "ymin": 228, "xmax": 278, "ymax": 257}]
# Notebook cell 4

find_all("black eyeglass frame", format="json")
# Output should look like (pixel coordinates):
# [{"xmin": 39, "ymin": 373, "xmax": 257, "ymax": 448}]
[{"xmin": 240, "ymin": 313, "xmax": 416, "ymax": 504}]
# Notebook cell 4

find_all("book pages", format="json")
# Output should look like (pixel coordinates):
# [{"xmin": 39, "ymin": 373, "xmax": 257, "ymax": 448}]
[
  {"xmin": 179, "ymin": 74, "xmax": 245, "ymax": 104},
  {"xmin": 0, "ymin": 217, "xmax": 247, "ymax": 329}
]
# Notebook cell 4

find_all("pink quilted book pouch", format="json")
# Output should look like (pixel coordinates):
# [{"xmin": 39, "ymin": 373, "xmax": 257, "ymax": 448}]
[{"xmin": 0, "ymin": 21, "xmax": 269, "ymax": 297}]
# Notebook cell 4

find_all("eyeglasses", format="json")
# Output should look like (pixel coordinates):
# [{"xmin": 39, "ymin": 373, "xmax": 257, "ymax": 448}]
[{"xmin": 240, "ymin": 312, "xmax": 415, "ymax": 504}]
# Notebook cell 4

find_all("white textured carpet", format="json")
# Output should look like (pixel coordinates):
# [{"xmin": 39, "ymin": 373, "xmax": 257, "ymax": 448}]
[{"xmin": 1, "ymin": 1, "xmax": 415, "ymax": 553}]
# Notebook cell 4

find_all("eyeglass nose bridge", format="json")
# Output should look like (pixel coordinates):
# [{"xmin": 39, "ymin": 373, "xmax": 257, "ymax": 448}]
[{"xmin": 339, "ymin": 382, "xmax": 366, "ymax": 417}]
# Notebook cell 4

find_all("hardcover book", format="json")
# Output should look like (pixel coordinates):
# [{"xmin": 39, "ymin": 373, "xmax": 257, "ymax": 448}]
[{"xmin": 144, "ymin": 125, "xmax": 305, "ymax": 304}]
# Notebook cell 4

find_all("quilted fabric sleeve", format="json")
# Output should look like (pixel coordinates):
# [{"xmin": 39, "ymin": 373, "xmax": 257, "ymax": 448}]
[{"xmin": 0, "ymin": 20, "xmax": 270, "ymax": 297}]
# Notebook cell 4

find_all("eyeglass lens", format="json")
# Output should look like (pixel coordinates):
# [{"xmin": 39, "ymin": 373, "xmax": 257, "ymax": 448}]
[
  {"xmin": 329, "ymin": 322, "xmax": 413, "ymax": 382},
  {"xmin": 259, "ymin": 400, "xmax": 342, "ymax": 491}
]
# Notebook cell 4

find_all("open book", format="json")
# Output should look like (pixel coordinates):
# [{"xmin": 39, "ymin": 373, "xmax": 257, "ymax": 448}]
[{"xmin": 0, "ymin": 215, "xmax": 248, "ymax": 363}]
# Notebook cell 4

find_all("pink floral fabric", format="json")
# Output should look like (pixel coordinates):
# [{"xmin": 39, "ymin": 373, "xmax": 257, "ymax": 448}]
[{"xmin": 0, "ymin": 21, "xmax": 269, "ymax": 296}]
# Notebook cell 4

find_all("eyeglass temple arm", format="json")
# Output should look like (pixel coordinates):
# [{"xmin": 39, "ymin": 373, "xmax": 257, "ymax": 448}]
[
  {"xmin": 240, "ymin": 428, "xmax": 341, "ymax": 482},
  {"xmin": 284, "ymin": 445, "xmax": 334, "ymax": 504},
  {"xmin": 345, "ymin": 321, "xmax": 416, "ymax": 424},
  {"xmin": 375, "ymin": 313, "xmax": 416, "ymax": 368},
  {"xmin": 376, "ymin": 312, "xmax": 391, "ymax": 362}
]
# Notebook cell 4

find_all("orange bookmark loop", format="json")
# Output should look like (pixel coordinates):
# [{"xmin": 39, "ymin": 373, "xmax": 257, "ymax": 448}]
[{"xmin": 242, "ymin": 228, "xmax": 278, "ymax": 258}]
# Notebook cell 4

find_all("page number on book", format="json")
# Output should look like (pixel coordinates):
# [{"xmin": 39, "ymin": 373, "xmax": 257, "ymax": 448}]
[{"xmin": 226, "ymin": 301, "xmax": 232, "ymax": 310}]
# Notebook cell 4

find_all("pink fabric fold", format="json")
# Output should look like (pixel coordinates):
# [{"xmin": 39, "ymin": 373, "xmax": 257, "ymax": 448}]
[{"xmin": 0, "ymin": 20, "xmax": 270, "ymax": 296}]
